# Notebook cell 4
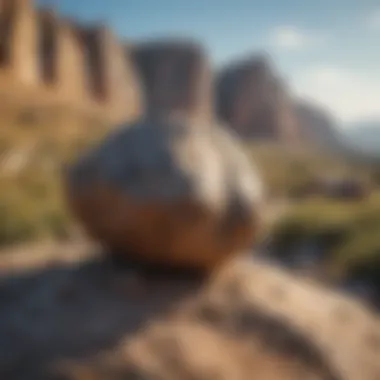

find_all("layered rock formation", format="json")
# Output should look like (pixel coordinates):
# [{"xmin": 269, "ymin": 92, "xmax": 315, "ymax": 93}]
[
  {"xmin": 37, "ymin": 9, "xmax": 87, "ymax": 99},
  {"xmin": 0, "ymin": 0, "xmax": 142, "ymax": 124},
  {"xmin": 0, "ymin": 1, "xmax": 342, "ymax": 147},
  {"xmin": 0, "ymin": 0, "xmax": 39, "ymax": 85},
  {"xmin": 216, "ymin": 55, "xmax": 301, "ymax": 143}
]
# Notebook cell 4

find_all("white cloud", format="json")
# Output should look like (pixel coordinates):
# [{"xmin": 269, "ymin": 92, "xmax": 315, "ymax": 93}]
[
  {"xmin": 269, "ymin": 26, "xmax": 325, "ymax": 50},
  {"xmin": 292, "ymin": 65, "xmax": 380, "ymax": 123},
  {"xmin": 366, "ymin": 9, "xmax": 380, "ymax": 31}
]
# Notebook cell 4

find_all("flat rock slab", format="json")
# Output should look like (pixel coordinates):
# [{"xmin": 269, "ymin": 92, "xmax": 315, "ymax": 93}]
[{"xmin": 0, "ymin": 247, "xmax": 379, "ymax": 380}]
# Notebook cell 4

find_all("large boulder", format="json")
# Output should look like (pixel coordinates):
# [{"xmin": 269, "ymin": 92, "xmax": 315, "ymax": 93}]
[{"xmin": 65, "ymin": 115, "xmax": 264, "ymax": 271}]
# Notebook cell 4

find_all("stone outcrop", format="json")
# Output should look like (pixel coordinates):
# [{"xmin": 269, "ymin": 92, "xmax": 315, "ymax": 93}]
[
  {"xmin": 0, "ymin": 0, "xmax": 39, "ymax": 85},
  {"xmin": 65, "ymin": 115, "xmax": 264, "ymax": 272},
  {"xmin": 37, "ymin": 9, "xmax": 88, "ymax": 102},
  {"xmin": 0, "ymin": 0, "xmax": 142, "ymax": 124},
  {"xmin": 79, "ymin": 25, "xmax": 142, "ymax": 122},
  {"xmin": 1, "ymin": 244, "xmax": 379, "ymax": 380},
  {"xmin": 132, "ymin": 40, "xmax": 213, "ymax": 122},
  {"xmin": 216, "ymin": 55, "xmax": 301, "ymax": 143},
  {"xmin": 0, "ymin": 1, "xmax": 340, "ymax": 146}
]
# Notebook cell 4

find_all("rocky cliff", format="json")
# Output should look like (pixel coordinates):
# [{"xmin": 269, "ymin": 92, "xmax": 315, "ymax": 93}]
[
  {"xmin": 132, "ymin": 40, "xmax": 214, "ymax": 122},
  {"xmin": 215, "ymin": 55, "xmax": 348, "ymax": 147},
  {"xmin": 0, "ymin": 0, "xmax": 142, "ymax": 124},
  {"xmin": 0, "ymin": 0, "xmax": 342, "ymax": 146},
  {"xmin": 216, "ymin": 55, "xmax": 301, "ymax": 143}
]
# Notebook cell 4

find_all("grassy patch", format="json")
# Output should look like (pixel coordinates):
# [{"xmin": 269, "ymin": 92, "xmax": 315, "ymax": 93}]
[
  {"xmin": 0, "ymin": 105, "xmax": 109, "ymax": 248},
  {"xmin": 271, "ymin": 193, "xmax": 380, "ymax": 279}
]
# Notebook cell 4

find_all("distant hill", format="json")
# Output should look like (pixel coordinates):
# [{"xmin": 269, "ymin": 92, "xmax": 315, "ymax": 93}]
[
  {"xmin": 215, "ymin": 55, "xmax": 353, "ymax": 150},
  {"xmin": 294, "ymin": 101, "xmax": 344, "ymax": 150},
  {"xmin": 216, "ymin": 55, "xmax": 301, "ymax": 144},
  {"xmin": 342, "ymin": 120, "xmax": 380, "ymax": 156}
]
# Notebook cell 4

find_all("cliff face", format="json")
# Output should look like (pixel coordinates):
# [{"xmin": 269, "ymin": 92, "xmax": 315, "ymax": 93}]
[
  {"xmin": 216, "ymin": 56, "xmax": 301, "ymax": 143},
  {"xmin": 0, "ymin": 0, "xmax": 341, "ymax": 147},
  {"xmin": 0, "ymin": 1, "xmax": 212, "ymax": 126},
  {"xmin": 0, "ymin": 0, "xmax": 39, "ymax": 85},
  {"xmin": 0, "ymin": 0, "xmax": 142, "ymax": 124}
]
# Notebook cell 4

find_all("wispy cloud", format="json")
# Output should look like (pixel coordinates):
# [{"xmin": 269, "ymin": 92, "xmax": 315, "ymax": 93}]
[
  {"xmin": 268, "ymin": 26, "xmax": 326, "ymax": 50},
  {"xmin": 292, "ymin": 65, "xmax": 380, "ymax": 123}
]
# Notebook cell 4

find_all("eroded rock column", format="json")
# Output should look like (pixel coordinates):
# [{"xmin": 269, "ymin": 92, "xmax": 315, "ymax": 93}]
[
  {"xmin": 5, "ymin": 0, "xmax": 39, "ymax": 85},
  {"xmin": 80, "ymin": 25, "xmax": 142, "ymax": 123},
  {"xmin": 132, "ymin": 40, "xmax": 214, "ymax": 123}
]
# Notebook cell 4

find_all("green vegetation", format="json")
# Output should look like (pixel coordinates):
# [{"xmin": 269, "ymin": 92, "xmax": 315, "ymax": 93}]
[
  {"xmin": 0, "ymin": 104, "xmax": 109, "ymax": 247},
  {"xmin": 270, "ymin": 193, "xmax": 380, "ymax": 280},
  {"xmin": 246, "ymin": 142, "xmax": 375, "ymax": 198},
  {"xmin": 1, "ymin": 108, "xmax": 380, "ymax": 285}
]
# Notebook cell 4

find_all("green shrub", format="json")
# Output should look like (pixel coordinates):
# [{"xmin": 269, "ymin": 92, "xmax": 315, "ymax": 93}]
[{"xmin": 271, "ymin": 194, "xmax": 380, "ymax": 280}]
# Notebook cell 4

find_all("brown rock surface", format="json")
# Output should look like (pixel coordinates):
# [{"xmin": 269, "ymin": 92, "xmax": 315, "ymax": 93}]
[
  {"xmin": 65, "ymin": 116, "xmax": 264, "ymax": 272},
  {"xmin": 0, "ymin": 0, "xmax": 39, "ymax": 85},
  {"xmin": 216, "ymin": 55, "xmax": 300, "ymax": 143},
  {"xmin": 78, "ymin": 25, "xmax": 143, "ymax": 122},
  {"xmin": 0, "ymin": 1, "xmax": 143, "ymax": 124},
  {"xmin": 0, "ymin": 245, "xmax": 379, "ymax": 380}
]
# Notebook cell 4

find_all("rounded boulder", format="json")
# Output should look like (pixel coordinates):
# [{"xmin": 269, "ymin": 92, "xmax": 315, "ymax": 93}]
[{"xmin": 65, "ymin": 116, "xmax": 264, "ymax": 272}]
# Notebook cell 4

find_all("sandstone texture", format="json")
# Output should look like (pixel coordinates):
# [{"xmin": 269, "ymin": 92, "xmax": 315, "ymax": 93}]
[
  {"xmin": 65, "ymin": 116, "xmax": 264, "ymax": 271},
  {"xmin": 0, "ymin": 0, "xmax": 142, "ymax": 124},
  {"xmin": 216, "ymin": 56, "xmax": 301, "ymax": 143},
  {"xmin": 0, "ymin": 1, "xmax": 343, "ymax": 147}
]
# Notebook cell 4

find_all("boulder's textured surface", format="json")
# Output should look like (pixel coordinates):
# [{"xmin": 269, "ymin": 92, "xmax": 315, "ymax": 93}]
[
  {"xmin": 132, "ymin": 41, "xmax": 213, "ymax": 122},
  {"xmin": 65, "ymin": 116, "xmax": 264, "ymax": 271},
  {"xmin": 0, "ymin": 246, "xmax": 379, "ymax": 380},
  {"xmin": 216, "ymin": 55, "xmax": 300, "ymax": 143}
]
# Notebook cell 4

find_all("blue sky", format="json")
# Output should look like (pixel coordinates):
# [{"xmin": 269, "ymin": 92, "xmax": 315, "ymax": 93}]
[{"xmin": 37, "ymin": 0, "xmax": 380, "ymax": 124}]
